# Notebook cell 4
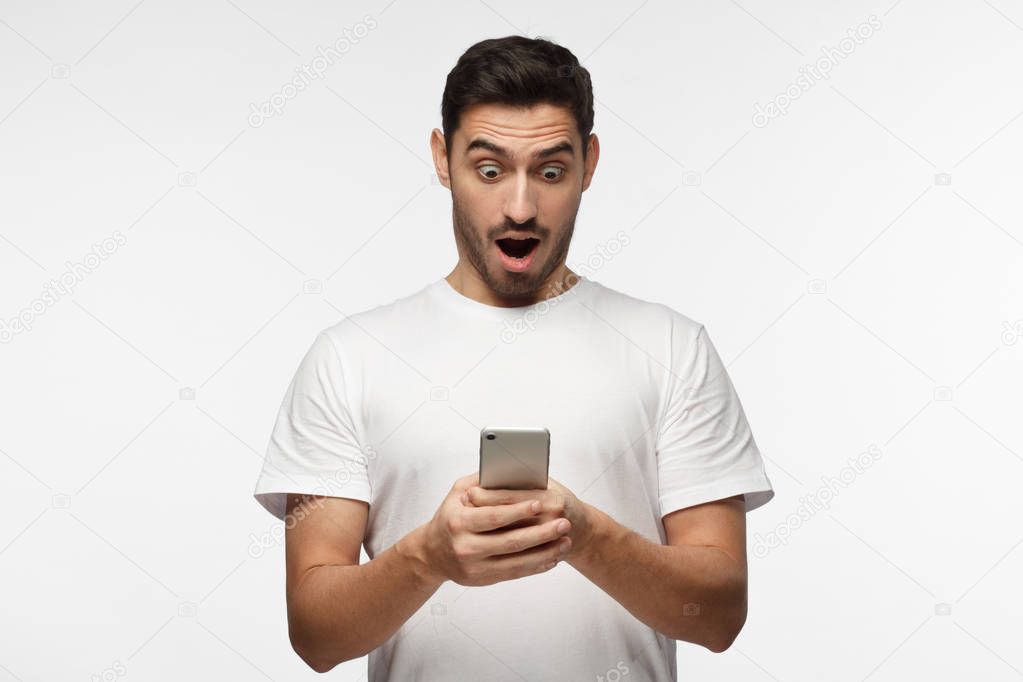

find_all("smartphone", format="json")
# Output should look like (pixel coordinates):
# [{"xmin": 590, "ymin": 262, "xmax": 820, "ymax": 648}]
[{"xmin": 478, "ymin": 426, "xmax": 550, "ymax": 490}]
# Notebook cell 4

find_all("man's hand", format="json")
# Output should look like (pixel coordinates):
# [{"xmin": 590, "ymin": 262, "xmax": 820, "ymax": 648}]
[
  {"xmin": 416, "ymin": 472, "xmax": 573, "ymax": 587},
  {"xmin": 464, "ymin": 476, "xmax": 597, "ymax": 563}
]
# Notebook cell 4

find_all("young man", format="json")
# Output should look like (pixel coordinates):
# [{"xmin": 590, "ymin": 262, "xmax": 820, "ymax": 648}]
[{"xmin": 253, "ymin": 35, "xmax": 774, "ymax": 681}]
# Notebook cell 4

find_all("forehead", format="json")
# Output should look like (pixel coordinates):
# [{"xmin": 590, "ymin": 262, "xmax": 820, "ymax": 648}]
[{"xmin": 456, "ymin": 102, "xmax": 578, "ymax": 155}]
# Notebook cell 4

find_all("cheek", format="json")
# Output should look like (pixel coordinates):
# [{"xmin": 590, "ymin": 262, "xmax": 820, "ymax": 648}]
[
  {"xmin": 455, "ymin": 188, "xmax": 498, "ymax": 225},
  {"xmin": 538, "ymin": 193, "xmax": 578, "ymax": 220}
]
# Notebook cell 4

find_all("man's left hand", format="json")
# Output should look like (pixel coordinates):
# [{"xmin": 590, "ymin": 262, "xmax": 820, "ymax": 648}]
[{"xmin": 464, "ymin": 476, "xmax": 598, "ymax": 562}]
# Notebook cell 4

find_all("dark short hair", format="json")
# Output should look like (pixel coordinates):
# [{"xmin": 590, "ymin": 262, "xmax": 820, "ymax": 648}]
[{"xmin": 441, "ymin": 35, "xmax": 594, "ymax": 160}]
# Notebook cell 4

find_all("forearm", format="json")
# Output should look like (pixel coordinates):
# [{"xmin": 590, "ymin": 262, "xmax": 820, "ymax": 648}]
[
  {"xmin": 288, "ymin": 524, "xmax": 443, "ymax": 671},
  {"xmin": 567, "ymin": 504, "xmax": 747, "ymax": 652}
]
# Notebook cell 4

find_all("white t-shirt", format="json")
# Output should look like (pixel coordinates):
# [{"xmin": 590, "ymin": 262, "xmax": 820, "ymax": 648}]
[{"xmin": 254, "ymin": 274, "xmax": 775, "ymax": 681}]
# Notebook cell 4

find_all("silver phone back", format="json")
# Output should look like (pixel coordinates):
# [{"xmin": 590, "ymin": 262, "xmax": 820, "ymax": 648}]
[{"xmin": 479, "ymin": 426, "xmax": 550, "ymax": 489}]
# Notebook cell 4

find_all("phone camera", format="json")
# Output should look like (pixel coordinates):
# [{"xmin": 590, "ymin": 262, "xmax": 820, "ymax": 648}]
[{"xmin": 485, "ymin": 433, "xmax": 496, "ymax": 440}]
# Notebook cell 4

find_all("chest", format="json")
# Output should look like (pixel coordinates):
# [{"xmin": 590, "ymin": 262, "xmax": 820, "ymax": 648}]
[{"xmin": 359, "ymin": 332, "xmax": 666, "ymax": 522}]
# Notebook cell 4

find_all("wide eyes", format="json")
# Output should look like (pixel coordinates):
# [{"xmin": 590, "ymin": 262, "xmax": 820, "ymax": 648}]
[{"xmin": 477, "ymin": 164, "xmax": 565, "ymax": 182}]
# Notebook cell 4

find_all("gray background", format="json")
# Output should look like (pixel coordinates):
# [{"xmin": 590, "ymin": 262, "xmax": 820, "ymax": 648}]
[{"xmin": 1, "ymin": 0, "xmax": 1021, "ymax": 680}]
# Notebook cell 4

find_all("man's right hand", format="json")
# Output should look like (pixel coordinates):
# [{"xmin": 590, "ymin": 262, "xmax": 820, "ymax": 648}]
[{"xmin": 413, "ymin": 472, "xmax": 572, "ymax": 587}]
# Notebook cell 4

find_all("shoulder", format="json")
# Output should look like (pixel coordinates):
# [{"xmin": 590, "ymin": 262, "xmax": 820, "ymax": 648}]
[
  {"xmin": 584, "ymin": 278, "xmax": 705, "ymax": 341},
  {"xmin": 319, "ymin": 281, "xmax": 437, "ymax": 348}
]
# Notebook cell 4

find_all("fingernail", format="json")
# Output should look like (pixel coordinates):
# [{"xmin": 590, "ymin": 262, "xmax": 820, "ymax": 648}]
[
  {"xmin": 559, "ymin": 539, "xmax": 570, "ymax": 553},
  {"xmin": 530, "ymin": 500, "xmax": 541, "ymax": 513},
  {"xmin": 557, "ymin": 519, "xmax": 570, "ymax": 533}
]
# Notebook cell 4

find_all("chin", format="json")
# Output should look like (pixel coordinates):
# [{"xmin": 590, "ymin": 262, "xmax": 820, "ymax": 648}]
[{"xmin": 485, "ymin": 268, "xmax": 547, "ymax": 298}]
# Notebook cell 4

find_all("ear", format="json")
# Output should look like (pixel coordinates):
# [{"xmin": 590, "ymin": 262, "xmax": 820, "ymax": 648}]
[
  {"xmin": 581, "ymin": 133, "xmax": 600, "ymax": 192},
  {"xmin": 430, "ymin": 128, "xmax": 452, "ymax": 189}
]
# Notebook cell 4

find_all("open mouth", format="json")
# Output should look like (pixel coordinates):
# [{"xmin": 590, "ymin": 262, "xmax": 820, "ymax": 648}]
[{"xmin": 496, "ymin": 237, "xmax": 540, "ymax": 259}]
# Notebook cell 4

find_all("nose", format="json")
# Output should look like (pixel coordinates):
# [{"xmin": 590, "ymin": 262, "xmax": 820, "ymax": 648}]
[{"xmin": 502, "ymin": 169, "xmax": 538, "ymax": 226}]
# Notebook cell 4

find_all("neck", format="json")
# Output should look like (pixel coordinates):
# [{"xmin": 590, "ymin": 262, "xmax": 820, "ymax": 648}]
[{"xmin": 444, "ymin": 262, "xmax": 580, "ymax": 307}]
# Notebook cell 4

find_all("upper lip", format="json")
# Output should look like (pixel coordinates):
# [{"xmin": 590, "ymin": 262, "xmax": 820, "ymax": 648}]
[{"xmin": 495, "ymin": 232, "xmax": 540, "ymax": 241}]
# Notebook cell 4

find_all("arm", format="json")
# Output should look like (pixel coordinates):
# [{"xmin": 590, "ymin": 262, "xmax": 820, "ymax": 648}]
[
  {"xmin": 285, "ymin": 474, "xmax": 568, "ymax": 672},
  {"xmin": 284, "ymin": 493, "xmax": 443, "ymax": 672},
  {"xmin": 566, "ymin": 494, "xmax": 749, "ymax": 653}
]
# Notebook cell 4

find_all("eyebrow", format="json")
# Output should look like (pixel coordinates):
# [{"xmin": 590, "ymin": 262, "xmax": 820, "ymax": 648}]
[{"xmin": 464, "ymin": 137, "xmax": 575, "ymax": 161}]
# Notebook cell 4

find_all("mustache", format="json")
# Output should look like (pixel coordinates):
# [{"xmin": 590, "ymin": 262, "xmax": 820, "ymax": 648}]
[{"xmin": 489, "ymin": 220, "xmax": 546, "ymax": 239}]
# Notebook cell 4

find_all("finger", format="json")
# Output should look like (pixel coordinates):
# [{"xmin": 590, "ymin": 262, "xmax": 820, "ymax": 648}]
[
  {"xmin": 452, "ymin": 472, "xmax": 480, "ymax": 500},
  {"xmin": 463, "ymin": 499, "xmax": 542, "ymax": 532},
  {"xmin": 484, "ymin": 535, "xmax": 572, "ymax": 577},
  {"xmin": 485, "ymin": 510, "xmax": 563, "ymax": 532},
  {"xmin": 491, "ymin": 516, "xmax": 539, "ymax": 531},
  {"xmin": 467, "ymin": 486, "xmax": 544, "ymax": 507},
  {"xmin": 476, "ymin": 517, "xmax": 571, "ymax": 558},
  {"xmin": 477, "ymin": 493, "xmax": 566, "ymax": 520}
]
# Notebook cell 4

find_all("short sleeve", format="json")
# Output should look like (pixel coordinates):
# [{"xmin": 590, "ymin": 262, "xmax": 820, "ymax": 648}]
[
  {"xmin": 253, "ymin": 331, "xmax": 372, "ymax": 520},
  {"xmin": 656, "ymin": 322, "xmax": 774, "ymax": 517}
]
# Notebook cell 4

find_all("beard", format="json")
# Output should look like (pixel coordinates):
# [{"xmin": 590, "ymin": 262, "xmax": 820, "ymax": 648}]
[{"xmin": 451, "ymin": 189, "xmax": 576, "ymax": 300}]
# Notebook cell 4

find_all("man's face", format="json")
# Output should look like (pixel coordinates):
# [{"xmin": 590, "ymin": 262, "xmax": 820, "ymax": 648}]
[{"xmin": 431, "ymin": 102, "xmax": 598, "ymax": 300}]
